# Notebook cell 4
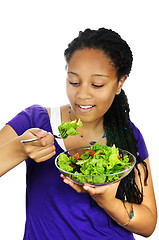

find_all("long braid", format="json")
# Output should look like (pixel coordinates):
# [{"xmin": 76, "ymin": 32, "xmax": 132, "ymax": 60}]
[{"xmin": 104, "ymin": 90, "xmax": 148, "ymax": 203}]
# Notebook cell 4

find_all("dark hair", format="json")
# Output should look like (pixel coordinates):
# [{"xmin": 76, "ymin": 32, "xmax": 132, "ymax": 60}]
[
  {"xmin": 64, "ymin": 28, "xmax": 148, "ymax": 204},
  {"xmin": 64, "ymin": 28, "xmax": 133, "ymax": 80}
]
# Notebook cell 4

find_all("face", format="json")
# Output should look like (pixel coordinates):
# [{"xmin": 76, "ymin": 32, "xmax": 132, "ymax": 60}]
[{"xmin": 66, "ymin": 48, "xmax": 125, "ymax": 124}]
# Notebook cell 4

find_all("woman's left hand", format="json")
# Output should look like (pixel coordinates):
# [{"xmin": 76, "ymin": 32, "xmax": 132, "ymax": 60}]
[
  {"xmin": 60, "ymin": 174, "xmax": 120, "ymax": 209},
  {"xmin": 61, "ymin": 157, "xmax": 158, "ymax": 237}
]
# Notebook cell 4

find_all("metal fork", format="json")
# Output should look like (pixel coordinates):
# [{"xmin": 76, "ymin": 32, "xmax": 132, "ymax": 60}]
[{"xmin": 20, "ymin": 134, "xmax": 62, "ymax": 143}]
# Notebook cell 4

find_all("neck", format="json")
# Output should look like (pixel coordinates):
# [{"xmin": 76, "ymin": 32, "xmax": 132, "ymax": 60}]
[
  {"xmin": 61, "ymin": 104, "xmax": 107, "ymax": 146},
  {"xmin": 69, "ymin": 106, "xmax": 105, "ymax": 140},
  {"xmin": 79, "ymin": 119, "xmax": 104, "ymax": 135},
  {"xmin": 69, "ymin": 106, "xmax": 103, "ymax": 131}
]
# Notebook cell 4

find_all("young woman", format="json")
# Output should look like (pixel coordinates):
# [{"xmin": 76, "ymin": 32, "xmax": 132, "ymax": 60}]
[{"xmin": 0, "ymin": 28, "xmax": 157, "ymax": 239}]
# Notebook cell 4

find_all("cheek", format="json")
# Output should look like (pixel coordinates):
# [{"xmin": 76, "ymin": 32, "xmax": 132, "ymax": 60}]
[
  {"xmin": 66, "ymin": 83, "xmax": 71, "ymax": 99},
  {"xmin": 66, "ymin": 86, "xmax": 75, "ymax": 104},
  {"xmin": 97, "ymin": 90, "xmax": 116, "ymax": 111},
  {"xmin": 98, "ymin": 88, "xmax": 116, "ymax": 102}
]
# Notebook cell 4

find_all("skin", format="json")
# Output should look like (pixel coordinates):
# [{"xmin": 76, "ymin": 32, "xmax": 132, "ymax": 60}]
[
  {"xmin": 66, "ymin": 48, "xmax": 125, "ymax": 124},
  {"xmin": 0, "ymin": 48, "xmax": 157, "ymax": 237},
  {"xmin": 62, "ymin": 48, "xmax": 157, "ymax": 236},
  {"xmin": 63, "ymin": 48, "xmax": 125, "ymax": 149}
]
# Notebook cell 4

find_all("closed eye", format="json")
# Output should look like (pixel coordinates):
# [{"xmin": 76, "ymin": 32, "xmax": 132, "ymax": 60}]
[
  {"xmin": 69, "ymin": 81, "xmax": 80, "ymax": 86},
  {"xmin": 92, "ymin": 84, "xmax": 104, "ymax": 88}
]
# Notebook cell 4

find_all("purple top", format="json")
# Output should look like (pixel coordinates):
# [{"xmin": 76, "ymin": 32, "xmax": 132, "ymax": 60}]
[{"xmin": 7, "ymin": 105, "xmax": 148, "ymax": 240}]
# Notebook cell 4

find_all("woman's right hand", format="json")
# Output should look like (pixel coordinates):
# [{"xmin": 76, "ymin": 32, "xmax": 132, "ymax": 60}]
[{"xmin": 20, "ymin": 128, "xmax": 56, "ymax": 163}]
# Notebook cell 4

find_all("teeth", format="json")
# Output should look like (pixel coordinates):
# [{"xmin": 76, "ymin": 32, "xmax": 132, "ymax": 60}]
[{"xmin": 79, "ymin": 105, "xmax": 93, "ymax": 109}]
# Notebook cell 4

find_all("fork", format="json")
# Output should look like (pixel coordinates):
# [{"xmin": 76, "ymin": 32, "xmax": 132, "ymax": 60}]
[{"xmin": 20, "ymin": 134, "xmax": 62, "ymax": 143}]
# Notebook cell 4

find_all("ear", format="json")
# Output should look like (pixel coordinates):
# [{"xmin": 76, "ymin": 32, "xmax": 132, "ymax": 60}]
[{"xmin": 116, "ymin": 75, "xmax": 127, "ymax": 95}]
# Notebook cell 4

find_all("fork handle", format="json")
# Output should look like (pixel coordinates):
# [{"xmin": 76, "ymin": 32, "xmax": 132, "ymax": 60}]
[
  {"xmin": 20, "ymin": 137, "xmax": 39, "ymax": 143},
  {"xmin": 21, "ymin": 134, "xmax": 62, "ymax": 143}
]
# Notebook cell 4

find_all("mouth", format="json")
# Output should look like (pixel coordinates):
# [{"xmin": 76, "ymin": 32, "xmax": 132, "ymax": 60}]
[
  {"xmin": 77, "ymin": 104, "xmax": 95, "ymax": 112},
  {"xmin": 78, "ymin": 105, "xmax": 95, "ymax": 109}
]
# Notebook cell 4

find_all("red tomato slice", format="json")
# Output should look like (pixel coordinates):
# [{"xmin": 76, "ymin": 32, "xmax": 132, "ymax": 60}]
[
  {"xmin": 84, "ymin": 150, "xmax": 96, "ymax": 157},
  {"xmin": 73, "ymin": 153, "xmax": 81, "ymax": 160},
  {"xmin": 69, "ymin": 163, "xmax": 76, "ymax": 168}
]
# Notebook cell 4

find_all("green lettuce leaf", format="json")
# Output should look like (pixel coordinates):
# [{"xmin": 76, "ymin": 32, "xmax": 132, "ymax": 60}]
[
  {"xmin": 57, "ymin": 143, "xmax": 132, "ymax": 184},
  {"xmin": 58, "ymin": 119, "xmax": 82, "ymax": 139}
]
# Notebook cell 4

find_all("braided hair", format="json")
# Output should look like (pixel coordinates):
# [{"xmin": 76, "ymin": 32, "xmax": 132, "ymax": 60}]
[{"xmin": 64, "ymin": 28, "xmax": 148, "ymax": 204}]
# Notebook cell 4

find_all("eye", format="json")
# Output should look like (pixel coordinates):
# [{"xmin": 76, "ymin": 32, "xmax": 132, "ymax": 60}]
[
  {"xmin": 69, "ymin": 81, "xmax": 80, "ymax": 86},
  {"xmin": 92, "ymin": 84, "xmax": 104, "ymax": 88}
]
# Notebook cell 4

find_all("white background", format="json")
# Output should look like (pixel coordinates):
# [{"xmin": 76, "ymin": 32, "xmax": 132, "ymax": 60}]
[{"xmin": 0, "ymin": 0, "xmax": 158, "ymax": 239}]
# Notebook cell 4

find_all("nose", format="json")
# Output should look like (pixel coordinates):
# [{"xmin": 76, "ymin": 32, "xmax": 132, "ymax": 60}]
[{"xmin": 76, "ymin": 84, "xmax": 91, "ymax": 99}]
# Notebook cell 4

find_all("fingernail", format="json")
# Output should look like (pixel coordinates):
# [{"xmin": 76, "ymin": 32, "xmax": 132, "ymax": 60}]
[
  {"xmin": 63, "ymin": 179, "xmax": 69, "ymax": 184},
  {"xmin": 83, "ymin": 186, "xmax": 89, "ymax": 191},
  {"xmin": 37, "ymin": 130, "xmax": 47, "ymax": 138}
]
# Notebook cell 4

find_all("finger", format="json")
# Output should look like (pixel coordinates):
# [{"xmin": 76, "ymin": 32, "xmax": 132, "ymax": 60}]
[
  {"xmin": 29, "ymin": 128, "xmax": 48, "ymax": 138},
  {"xmin": 24, "ymin": 132, "xmax": 54, "ymax": 148},
  {"xmin": 35, "ymin": 130, "xmax": 48, "ymax": 139},
  {"xmin": 83, "ymin": 184, "xmax": 109, "ymax": 195},
  {"xmin": 83, "ymin": 181, "xmax": 120, "ymax": 196},
  {"xmin": 61, "ymin": 175, "xmax": 86, "ymax": 193},
  {"xmin": 83, "ymin": 185, "xmax": 97, "ymax": 195},
  {"xmin": 60, "ymin": 174, "xmax": 66, "ymax": 180},
  {"xmin": 29, "ymin": 145, "xmax": 56, "ymax": 162},
  {"xmin": 35, "ymin": 149, "xmax": 56, "ymax": 162},
  {"xmin": 40, "ymin": 133, "xmax": 54, "ymax": 147},
  {"xmin": 21, "ymin": 129, "xmax": 49, "ymax": 145}
]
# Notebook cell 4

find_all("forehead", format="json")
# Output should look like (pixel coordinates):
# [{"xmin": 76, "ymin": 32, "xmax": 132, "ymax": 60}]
[
  {"xmin": 69, "ymin": 48, "xmax": 108, "ymax": 63},
  {"xmin": 67, "ymin": 48, "xmax": 117, "ymax": 75}
]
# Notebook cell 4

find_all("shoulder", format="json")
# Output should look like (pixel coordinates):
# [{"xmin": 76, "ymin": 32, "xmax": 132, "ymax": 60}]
[
  {"xmin": 7, "ymin": 104, "xmax": 51, "ymax": 136},
  {"xmin": 129, "ymin": 121, "xmax": 149, "ymax": 161},
  {"xmin": 129, "ymin": 121, "xmax": 142, "ymax": 141},
  {"xmin": 17, "ymin": 104, "xmax": 50, "ymax": 126},
  {"xmin": 24, "ymin": 104, "xmax": 48, "ymax": 116}
]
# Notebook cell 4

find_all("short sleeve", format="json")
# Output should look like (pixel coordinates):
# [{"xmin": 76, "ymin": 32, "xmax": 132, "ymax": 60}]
[
  {"xmin": 129, "ymin": 121, "xmax": 149, "ymax": 162},
  {"xmin": 7, "ymin": 104, "xmax": 52, "ymax": 136}
]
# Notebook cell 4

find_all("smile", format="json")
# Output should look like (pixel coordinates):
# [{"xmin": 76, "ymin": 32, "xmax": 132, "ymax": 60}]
[
  {"xmin": 78, "ymin": 105, "xmax": 95, "ymax": 109},
  {"xmin": 77, "ymin": 105, "xmax": 95, "ymax": 113}
]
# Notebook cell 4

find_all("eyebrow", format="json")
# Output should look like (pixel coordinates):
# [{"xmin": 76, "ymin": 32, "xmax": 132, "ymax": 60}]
[
  {"xmin": 92, "ymin": 74, "xmax": 108, "ymax": 78},
  {"xmin": 68, "ymin": 72, "xmax": 108, "ymax": 78},
  {"xmin": 67, "ymin": 72, "xmax": 78, "ymax": 76}
]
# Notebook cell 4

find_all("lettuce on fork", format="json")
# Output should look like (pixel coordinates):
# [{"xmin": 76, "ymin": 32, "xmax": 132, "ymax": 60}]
[{"xmin": 58, "ymin": 119, "xmax": 82, "ymax": 139}]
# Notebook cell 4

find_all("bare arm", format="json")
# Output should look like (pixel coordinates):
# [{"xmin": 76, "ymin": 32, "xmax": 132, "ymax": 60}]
[
  {"xmin": 0, "ymin": 125, "xmax": 56, "ymax": 177},
  {"xmin": 61, "ymin": 157, "xmax": 157, "ymax": 237}
]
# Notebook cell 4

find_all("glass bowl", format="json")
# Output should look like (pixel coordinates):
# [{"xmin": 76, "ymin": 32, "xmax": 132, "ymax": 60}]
[{"xmin": 55, "ymin": 146, "xmax": 136, "ymax": 186}]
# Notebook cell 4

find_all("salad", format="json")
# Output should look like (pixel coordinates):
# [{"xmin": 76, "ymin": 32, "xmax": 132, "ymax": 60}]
[
  {"xmin": 58, "ymin": 119, "xmax": 82, "ymax": 139},
  {"xmin": 57, "ymin": 143, "xmax": 133, "ymax": 184}
]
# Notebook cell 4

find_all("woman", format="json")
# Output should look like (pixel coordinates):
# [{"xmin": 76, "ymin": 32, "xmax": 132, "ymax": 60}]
[{"xmin": 0, "ymin": 28, "xmax": 157, "ymax": 239}]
